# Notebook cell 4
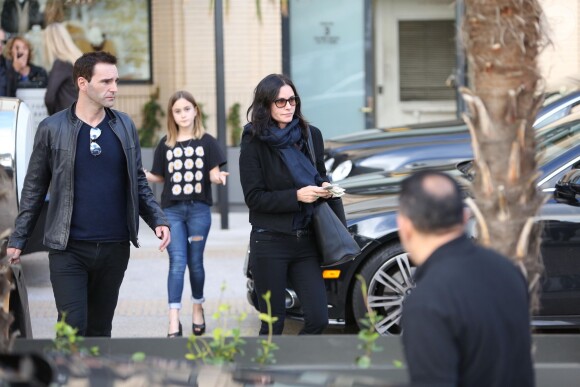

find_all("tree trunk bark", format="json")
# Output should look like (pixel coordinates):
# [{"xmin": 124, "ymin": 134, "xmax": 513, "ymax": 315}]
[{"xmin": 461, "ymin": 0, "xmax": 546, "ymax": 310}]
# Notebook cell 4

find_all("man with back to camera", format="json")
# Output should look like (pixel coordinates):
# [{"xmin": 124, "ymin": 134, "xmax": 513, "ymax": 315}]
[
  {"xmin": 6, "ymin": 51, "xmax": 171, "ymax": 337},
  {"xmin": 397, "ymin": 170, "xmax": 534, "ymax": 386}
]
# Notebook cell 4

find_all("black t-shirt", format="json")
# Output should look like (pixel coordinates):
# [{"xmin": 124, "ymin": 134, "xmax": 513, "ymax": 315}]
[{"xmin": 151, "ymin": 133, "xmax": 226, "ymax": 208}]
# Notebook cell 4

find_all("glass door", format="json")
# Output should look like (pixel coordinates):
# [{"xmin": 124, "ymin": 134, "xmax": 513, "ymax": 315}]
[{"xmin": 289, "ymin": 0, "xmax": 372, "ymax": 138}]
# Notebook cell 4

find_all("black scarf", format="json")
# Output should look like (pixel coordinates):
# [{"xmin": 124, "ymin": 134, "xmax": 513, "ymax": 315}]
[
  {"xmin": 257, "ymin": 119, "xmax": 320, "ymax": 188},
  {"xmin": 247, "ymin": 119, "xmax": 320, "ymax": 229}
]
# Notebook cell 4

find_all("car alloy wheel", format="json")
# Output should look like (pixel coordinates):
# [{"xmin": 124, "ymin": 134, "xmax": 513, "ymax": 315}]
[{"xmin": 352, "ymin": 243, "xmax": 415, "ymax": 335}]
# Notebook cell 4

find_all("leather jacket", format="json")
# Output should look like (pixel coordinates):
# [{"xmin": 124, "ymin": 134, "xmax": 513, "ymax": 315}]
[{"xmin": 8, "ymin": 104, "xmax": 169, "ymax": 250}]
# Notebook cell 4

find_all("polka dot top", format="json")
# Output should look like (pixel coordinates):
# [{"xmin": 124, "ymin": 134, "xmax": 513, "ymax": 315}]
[{"xmin": 151, "ymin": 134, "xmax": 226, "ymax": 209}]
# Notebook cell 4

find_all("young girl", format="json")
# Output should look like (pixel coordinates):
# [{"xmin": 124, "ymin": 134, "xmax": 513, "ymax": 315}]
[{"xmin": 145, "ymin": 90, "xmax": 228, "ymax": 337}]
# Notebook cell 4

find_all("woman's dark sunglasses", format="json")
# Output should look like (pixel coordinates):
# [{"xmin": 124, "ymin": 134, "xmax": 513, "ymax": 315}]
[{"xmin": 273, "ymin": 96, "xmax": 299, "ymax": 108}]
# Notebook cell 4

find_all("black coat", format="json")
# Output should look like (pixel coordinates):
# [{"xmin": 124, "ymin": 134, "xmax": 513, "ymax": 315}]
[
  {"xmin": 45, "ymin": 60, "xmax": 76, "ymax": 115},
  {"xmin": 6, "ymin": 62, "xmax": 48, "ymax": 97},
  {"xmin": 239, "ymin": 124, "xmax": 329, "ymax": 234},
  {"xmin": 1, "ymin": 0, "xmax": 43, "ymax": 33}
]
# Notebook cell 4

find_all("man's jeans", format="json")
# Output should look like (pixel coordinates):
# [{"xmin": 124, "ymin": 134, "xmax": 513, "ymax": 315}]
[
  {"xmin": 164, "ymin": 201, "xmax": 211, "ymax": 309},
  {"xmin": 48, "ymin": 240, "xmax": 130, "ymax": 337}
]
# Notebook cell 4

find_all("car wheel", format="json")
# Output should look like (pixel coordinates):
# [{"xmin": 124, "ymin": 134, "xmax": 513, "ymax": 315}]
[{"xmin": 352, "ymin": 242, "xmax": 415, "ymax": 335}]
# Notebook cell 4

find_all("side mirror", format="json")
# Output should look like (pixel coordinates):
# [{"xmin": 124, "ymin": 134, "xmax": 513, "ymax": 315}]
[
  {"xmin": 457, "ymin": 160, "xmax": 475, "ymax": 181},
  {"xmin": 554, "ymin": 169, "xmax": 580, "ymax": 205}
]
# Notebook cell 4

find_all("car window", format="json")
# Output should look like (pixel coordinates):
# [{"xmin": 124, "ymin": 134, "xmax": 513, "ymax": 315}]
[
  {"xmin": 539, "ymin": 157, "xmax": 580, "ymax": 191},
  {"xmin": 537, "ymin": 120, "xmax": 580, "ymax": 163},
  {"xmin": 536, "ymin": 106, "xmax": 570, "ymax": 128}
]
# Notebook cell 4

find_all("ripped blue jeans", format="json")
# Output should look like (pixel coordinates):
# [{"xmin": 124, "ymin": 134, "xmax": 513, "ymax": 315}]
[{"xmin": 164, "ymin": 201, "xmax": 211, "ymax": 309}]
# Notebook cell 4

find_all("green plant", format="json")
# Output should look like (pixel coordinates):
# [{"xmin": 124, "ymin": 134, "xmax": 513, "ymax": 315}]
[
  {"xmin": 253, "ymin": 290, "xmax": 279, "ymax": 365},
  {"xmin": 185, "ymin": 283, "xmax": 247, "ymax": 365},
  {"xmin": 52, "ymin": 314, "xmax": 99, "ymax": 356},
  {"xmin": 355, "ymin": 275, "xmax": 383, "ymax": 369},
  {"xmin": 227, "ymin": 102, "xmax": 243, "ymax": 146},
  {"xmin": 139, "ymin": 87, "xmax": 164, "ymax": 148}
]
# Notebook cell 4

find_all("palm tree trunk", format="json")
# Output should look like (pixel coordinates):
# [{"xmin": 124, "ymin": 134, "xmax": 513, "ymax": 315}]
[{"xmin": 460, "ymin": 0, "xmax": 546, "ymax": 310}]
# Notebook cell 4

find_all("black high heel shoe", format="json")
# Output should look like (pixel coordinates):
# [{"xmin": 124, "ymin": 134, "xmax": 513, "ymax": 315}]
[
  {"xmin": 192, "ymin": 309, "xmax": 205, "ymax": 336},
  {"xmin": 167, "ymin": 321, "xmax": 182, "ymax": 338}
]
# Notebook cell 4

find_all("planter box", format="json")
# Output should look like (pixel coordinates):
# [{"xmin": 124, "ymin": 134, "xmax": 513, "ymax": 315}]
[
  {"xmin": 10, "ymin": 334, "xmax": 580, "ymax": 386},
  {"xmin": 12, "ymin": 335, "xmax": 407, "ymax": 385}
]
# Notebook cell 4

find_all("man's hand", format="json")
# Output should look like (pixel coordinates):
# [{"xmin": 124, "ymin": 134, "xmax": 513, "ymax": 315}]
[
  {"xmin": 155, "ymin": 225, "xmax": 171, "ymax": 252},
  {"xmin": 6, "ymin": 247, "xmax": 22, "ymax": 265}
]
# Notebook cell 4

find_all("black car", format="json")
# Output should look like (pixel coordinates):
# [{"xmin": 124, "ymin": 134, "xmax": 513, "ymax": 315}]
[
  {"xmin": 325, "ymin": 90, "xmax": 580, "ymax": 182},
  {"xmin": 245, "ymin": 112, "xmax": 580, "ymax": 334}
]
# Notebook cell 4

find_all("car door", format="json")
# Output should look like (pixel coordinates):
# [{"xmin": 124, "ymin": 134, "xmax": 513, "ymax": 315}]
[{"xmin": 538, "ymin": 200, "xmax": 580, "ymax": 316}]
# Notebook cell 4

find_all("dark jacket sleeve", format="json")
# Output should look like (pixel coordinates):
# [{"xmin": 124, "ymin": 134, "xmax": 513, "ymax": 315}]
[
  {"xmin": 5, "ymin": 61, "xmax": 18, "ymax": 97},
  {"xmin": 45, "ymin": 61, "xmax": 69, "ymax": 115},
  {"xmin": 28, "ymin": 64, "xmax": 48, "ymax": 88},
  {"xmin": 8, "ymin": 123, "xmax": 52, "ymax": 249},
  {"xmin": 124, "ymin": 116, "xmax": 168, "ymax": 231}
]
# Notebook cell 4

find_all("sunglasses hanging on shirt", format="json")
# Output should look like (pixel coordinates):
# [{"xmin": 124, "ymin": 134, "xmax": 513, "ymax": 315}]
[{"xmin": 90, "ymin": 128, "xmax": 102, "ymax": 156}]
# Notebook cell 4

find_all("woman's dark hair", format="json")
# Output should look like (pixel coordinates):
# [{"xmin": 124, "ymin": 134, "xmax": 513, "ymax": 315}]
[{"xmin": 246, "ymin": 73, "xmax": 308, "ymax": 137}]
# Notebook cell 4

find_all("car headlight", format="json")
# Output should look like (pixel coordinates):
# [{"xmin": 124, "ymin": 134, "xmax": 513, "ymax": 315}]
[
  {"xmin": 325, "ymin": 157, "xmax": 335, "ymax": 172},
  {"xmin": 331, "ymin": 160, "xmax": 353, "ymax": 181}
]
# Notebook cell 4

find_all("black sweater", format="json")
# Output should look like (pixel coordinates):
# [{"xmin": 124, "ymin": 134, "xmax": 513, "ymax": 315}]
[{"xmin": 401, "ymin": 235, "xmax": 534, "ymax": 387}]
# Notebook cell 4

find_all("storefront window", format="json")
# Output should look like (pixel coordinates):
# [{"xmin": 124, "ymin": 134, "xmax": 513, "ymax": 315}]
[
  {"xmin": 0, "ymin": 0, "xmax": 152, "ymax": 83},
  {"xmin": 290, "ymin": 0, "xmax": 366, "ymax": 136}
]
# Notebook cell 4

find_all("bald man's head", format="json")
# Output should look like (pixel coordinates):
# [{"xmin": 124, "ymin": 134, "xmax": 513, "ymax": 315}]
[{"xmin": 398, "ymin": 171, "xmax": 464, "ymax": 234}]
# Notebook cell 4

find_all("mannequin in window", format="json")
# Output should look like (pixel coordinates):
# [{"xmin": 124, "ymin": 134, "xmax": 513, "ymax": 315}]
[{"xmin": 1, "ymin": 0, "xmax": 44, "ymax": 34}]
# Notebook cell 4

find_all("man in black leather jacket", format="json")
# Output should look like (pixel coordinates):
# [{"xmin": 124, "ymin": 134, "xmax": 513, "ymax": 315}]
[{"xmin": 6, "ymin": 51, "xmax": 170, "ymax": 337}]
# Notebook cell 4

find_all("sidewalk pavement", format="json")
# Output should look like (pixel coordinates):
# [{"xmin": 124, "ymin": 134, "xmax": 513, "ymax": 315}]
[{"xmin": 22, "ymin": 210, "xmax": 263, "ymax": 338}]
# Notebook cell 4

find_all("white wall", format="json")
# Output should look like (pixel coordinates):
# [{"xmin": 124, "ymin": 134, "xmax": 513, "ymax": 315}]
[{"xmin": 539, "ymin": 0, "xmax": 580, "ymax": 91}]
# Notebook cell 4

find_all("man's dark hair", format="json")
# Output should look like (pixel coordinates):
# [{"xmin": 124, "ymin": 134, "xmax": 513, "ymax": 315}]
[
  {"xmin": 399, "ymin": 170, "xmax": 464, "ymax": 233},
  {"xmin": 72, "ymin": 51, "xmax": 117, "ymax": 86}
]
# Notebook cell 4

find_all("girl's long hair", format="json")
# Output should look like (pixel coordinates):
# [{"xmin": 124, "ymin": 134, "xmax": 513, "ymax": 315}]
[
  {"xmin": 246, "ymin": 74, "xmax": 308, "ymax": 137},
  {"xmin": 43, "ymin": 23, "xmax": 83, "ymax": 70},
  {"xmin": 166, "ymin": 90, "xmax": 205, "ymax": 147}
]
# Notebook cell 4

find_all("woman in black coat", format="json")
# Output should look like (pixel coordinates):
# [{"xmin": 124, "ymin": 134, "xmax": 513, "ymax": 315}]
[
  {"xmin": 43, "ymin": 23, "xmax": 83, "ymax": 115},
  {"xmin": 239, "ymin": 73, "xmax": 336, "ymax": 335}
]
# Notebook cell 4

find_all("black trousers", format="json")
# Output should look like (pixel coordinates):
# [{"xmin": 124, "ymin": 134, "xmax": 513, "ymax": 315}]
[
  {"xmin": 48, "ymin": 240, "xmax": 130, "ymax": 337},
  {"xmin": 249, "ymin": 229, "xmax": 328, "ymax": 335}
]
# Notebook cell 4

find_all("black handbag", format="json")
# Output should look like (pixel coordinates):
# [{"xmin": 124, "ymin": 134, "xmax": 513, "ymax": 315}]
[
  {"xmin": 306, "ymin": 128, "xmax": 361, "ymax": 267},
  {"xmin": 312, "ymin": 201, "xmax": 361, "ymax": 267}
]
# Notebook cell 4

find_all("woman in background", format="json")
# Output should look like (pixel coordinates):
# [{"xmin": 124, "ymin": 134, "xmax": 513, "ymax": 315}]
[
  {"xmin": 5, "ymin": 35, "xmax": 47, "ymax": 96},
  {"xmin": 145, "ymin": 90, "xmax": 228, "ymax": 337},
  {"xmin": 43, "ymin": 23, "xmax": 83, "ymax": 115}
]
